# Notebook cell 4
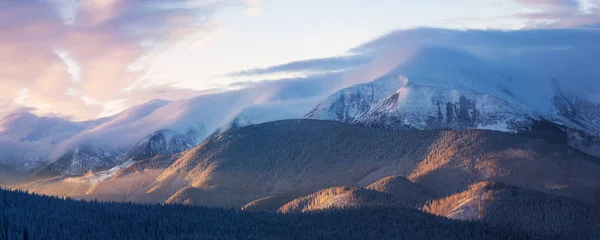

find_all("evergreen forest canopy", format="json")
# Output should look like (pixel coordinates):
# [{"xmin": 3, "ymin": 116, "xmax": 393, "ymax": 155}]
[{"xmin": 0, "ymin": 187, "xmax": 540, "ymax": 240}]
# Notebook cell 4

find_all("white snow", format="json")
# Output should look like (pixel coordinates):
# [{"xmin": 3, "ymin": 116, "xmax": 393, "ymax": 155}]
[
  {"xmin": 307, "ymin": 75, "xmax": 408, "ymax": 122},
  {"xmin": 446, "ymin": 196, "xmax": 481, "ymax": 220},
  {"xmin": 86, "ymin": 160, "xmax": 135, "ymax": 184},
  {"xmin": 308, "ymin": 46, "xmax": 597, "ymax": 135},
  {"xmin": 478, "ymin": 121, "xmax": 510, "ymax": 132}
]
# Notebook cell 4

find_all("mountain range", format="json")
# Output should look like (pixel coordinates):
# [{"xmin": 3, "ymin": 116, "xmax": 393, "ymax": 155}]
[
  {"xmin": 0, "ymin": 81, "xmax": 327, "ymax": 183},
  {"xmin": 0, "ymin": 42, "xmax": 599, "ymax": 239},
  {"xmin": 16, "ymin": 119, "xmax": 600, "ymax": 239},
  {"xmin": 2, "ymin": 47, "xmax": 598, "ymax": 187}
]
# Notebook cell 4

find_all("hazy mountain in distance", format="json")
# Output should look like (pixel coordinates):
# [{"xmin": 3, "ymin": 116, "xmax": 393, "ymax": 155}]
[
  {"xmin": 29, "ymin": 145, "xmax": 126, "ymax": 182},
  {"xmin": 21, "ymin": 128, "xmax": 197, "ymax": 197},
  {"xmin": 0, "ymin": 111, "xmax": 85, "ymax": 143},
  {"xmin": 15, "ymin": 100, "xmax": 171, "ymax": 182},
  {"xmin": 1, "ymin": 69, "xmax": 344, "ymax": 186},
  {"xmin": 0, "ymin": 112, "xmax": 90, "ymax": 175},
  {"xmin": 17, "ymin": 81, "xmax": 334, "ymax": 190},
  {"xmin": 14, "ymin": 93, "xmax": 309, "ymax": 184},
  {"xmin": 0, "ymin": 100, "xmax": 169, "ymax": 179}
]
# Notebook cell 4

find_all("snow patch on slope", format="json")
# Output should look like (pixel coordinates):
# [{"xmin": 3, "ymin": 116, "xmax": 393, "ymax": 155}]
[
  {"xmin": 307, "ymin": 76, "xmax": 408, "ymax": 122},
  {"xmin": 86, "ymin": 160, "xmax": 135, "ymax": 185}
]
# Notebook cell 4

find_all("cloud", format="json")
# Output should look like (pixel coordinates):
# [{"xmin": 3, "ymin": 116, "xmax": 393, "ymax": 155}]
[
  {"xmin": 351, "ymin": 28, "xmax": 600, "ymax": 103},
  {"xmin": 225, "ymin": 55, "xmax": 371, "ymax": 77},
  {"xmin": 245, "ymin": 0, "xmax": 263, "ymax": 16},
  {"xmin": 515, "ymin": 0, "xmax": 600, "ymax": 27},
  {"xmin": 1, "ymin": 0, "xmax": 598, "ymax": 122},
  {"xmin": 351, "ymin": 28, "xmax": 600, "ymax": 53},
  {"xmin": 228, "ymin": 72, "xmax": 345, "ymax": 100},
  {"xmin": 0, "ymin": 0, "xmax": 222, "ymax": 120},
  {"xmin": 243, "ymin": 28, "xmax": 600, "ymax": 105}
]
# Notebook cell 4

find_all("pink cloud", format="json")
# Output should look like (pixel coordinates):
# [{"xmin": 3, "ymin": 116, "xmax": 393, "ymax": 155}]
[
  {"xmin": 245, "ymin": 0, "xmax": 264, "ymax": 16},
  {"xmin": 0, "ymin": 0, "xmax": 222, "ymax": 120},
  {"xmin": 516, "ymin": 0, "xmax": 600, "ymax": 27},
  {"xmin": 517, "ymin": 0, "xmax": 578, "ymax": 5}
]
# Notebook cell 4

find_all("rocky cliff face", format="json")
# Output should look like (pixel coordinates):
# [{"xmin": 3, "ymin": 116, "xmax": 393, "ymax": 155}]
[
  {"xmin": 31, "ymin": 146, "xmax": 126, "ymax": 181},
  {"xmin": 124, "ymin": 129, "xmax": 197, "ymax": 162}
]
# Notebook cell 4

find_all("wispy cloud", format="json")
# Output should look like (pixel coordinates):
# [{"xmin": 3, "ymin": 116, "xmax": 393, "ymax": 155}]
[
  {"xmin": 0, "ymin": 0, "xmax": 224, "ymax": 119},
  {"xmin": 225, "ymin": 55, "xmax": 371, "ymax": 77},
  {"xmin": 515, "ymin": 0, "xmax": 600, "ymax": 27},
  {"xmin": 351, "ymin": 28, "xmax": 600, "ymax": 102},
  {"xmin": 1, "ymin": 0, "xmax": 599, "ymax": 121},
  {"xmin": 244, "ymin": 0, "xmax": 264, "ymax": 16},
  {"xmin": 239, "ymin": 28, "xmax": 600, "ymax": 103}
]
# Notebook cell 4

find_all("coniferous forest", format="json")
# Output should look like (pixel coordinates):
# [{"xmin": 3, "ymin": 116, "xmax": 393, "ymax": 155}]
[{"xmin": 0, "ymin": 187, "xmax": 542, "ymax": 240}]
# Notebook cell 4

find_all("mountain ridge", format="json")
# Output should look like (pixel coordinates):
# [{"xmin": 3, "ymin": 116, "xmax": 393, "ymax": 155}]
[
  {"xmin": 306, "ymin": 47, "xmax": 600, "ymax": 157},
  {"xmin": 138, "ymin": 119, "xmax": 600, "ymax": 207}
]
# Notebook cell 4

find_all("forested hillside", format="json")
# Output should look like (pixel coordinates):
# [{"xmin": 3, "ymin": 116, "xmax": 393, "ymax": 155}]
[
  {"xmin": 11, "ymin": 120, "xmax": 600, "ymax": 239},
  {"xmin": 424, "ymin": 182, "xmax": 600, "ymax": 239},
  {"xmin": 0, "ymin": 188, "xmax": 535, "ymax": 240},
  {"xmin": 152, "ymin": 120, "xmax": 600, "ymax": 207}
]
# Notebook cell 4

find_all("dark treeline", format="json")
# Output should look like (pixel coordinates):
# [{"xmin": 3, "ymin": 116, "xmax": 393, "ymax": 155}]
[
  {"xmin": 473, "ymin": 183, "xmax": 600, "ymax": 239},
  {"xmin": 425, "ymin": 182, "xmax": 600, "ymax": 240},
  {"xmin": 0, "ymin": 188, "xmax": 536, "ymax": 240}
]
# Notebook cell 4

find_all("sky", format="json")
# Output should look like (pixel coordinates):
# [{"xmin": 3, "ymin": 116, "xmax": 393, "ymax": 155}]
[{"xmin": 0, "ymin": 0, "xmax": 599, "ymax": 120}]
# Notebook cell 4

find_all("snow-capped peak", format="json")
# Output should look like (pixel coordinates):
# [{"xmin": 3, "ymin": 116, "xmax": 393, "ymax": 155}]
[
  {"xmin": 306, "ymin": 75, "xmax": 408, "ymax": 123},
  {"xmin": 306, "ymin": 46, "xmax": 600, "ymax": 156}
]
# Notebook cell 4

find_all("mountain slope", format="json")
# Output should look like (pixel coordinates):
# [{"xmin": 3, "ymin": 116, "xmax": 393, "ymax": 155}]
[
  {"xmin": 308, "ymin": 75, "xmax": 534, "ymax": 132},
  {"xmin": 21, "ymin": 129, "xmax": 197, "ymax": 200},
  {"xmin": 29, "ymin": 145, "xmax": 126, "ymax": 181},
  {"xmin": 143, "ymin": 120, "xmax": 600, "ymax": 207},
  {"xmin": 0, "ymin": 163, "xmax": 25, "ymax": 186},
  {"xmin": 366, "ymin": 175, "xmax": 436, "ymax": 204},
  {"xmin": 123, "ymin": 129, "xmax": 196, "ymax": 162},
  {"xmin": 424, "ymin": 182, "xmax": 600, "ymax": 239},
  {"xmin": 306, "ymin": 76, "xmax": 409, "ymax": 123},
  {"xmin": 23, "ymin": 154, "xmax": 182, "ymax": 202},
  {"xmin": 278, "ymin": 186, "xmax": 405, "ymax": 213},
  {"xmin": 241, "ymin": 193, "xmax": 304, "ymax": 212}
]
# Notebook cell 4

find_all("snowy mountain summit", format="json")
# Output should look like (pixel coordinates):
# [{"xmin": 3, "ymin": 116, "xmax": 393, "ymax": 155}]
[
  {"xmin": 307, "ymin": 47, "xmax": 600, "ymax": 156},
  {"xmin": 307, "ymin": 75, "xmax": 534, "ymax": 132}
]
